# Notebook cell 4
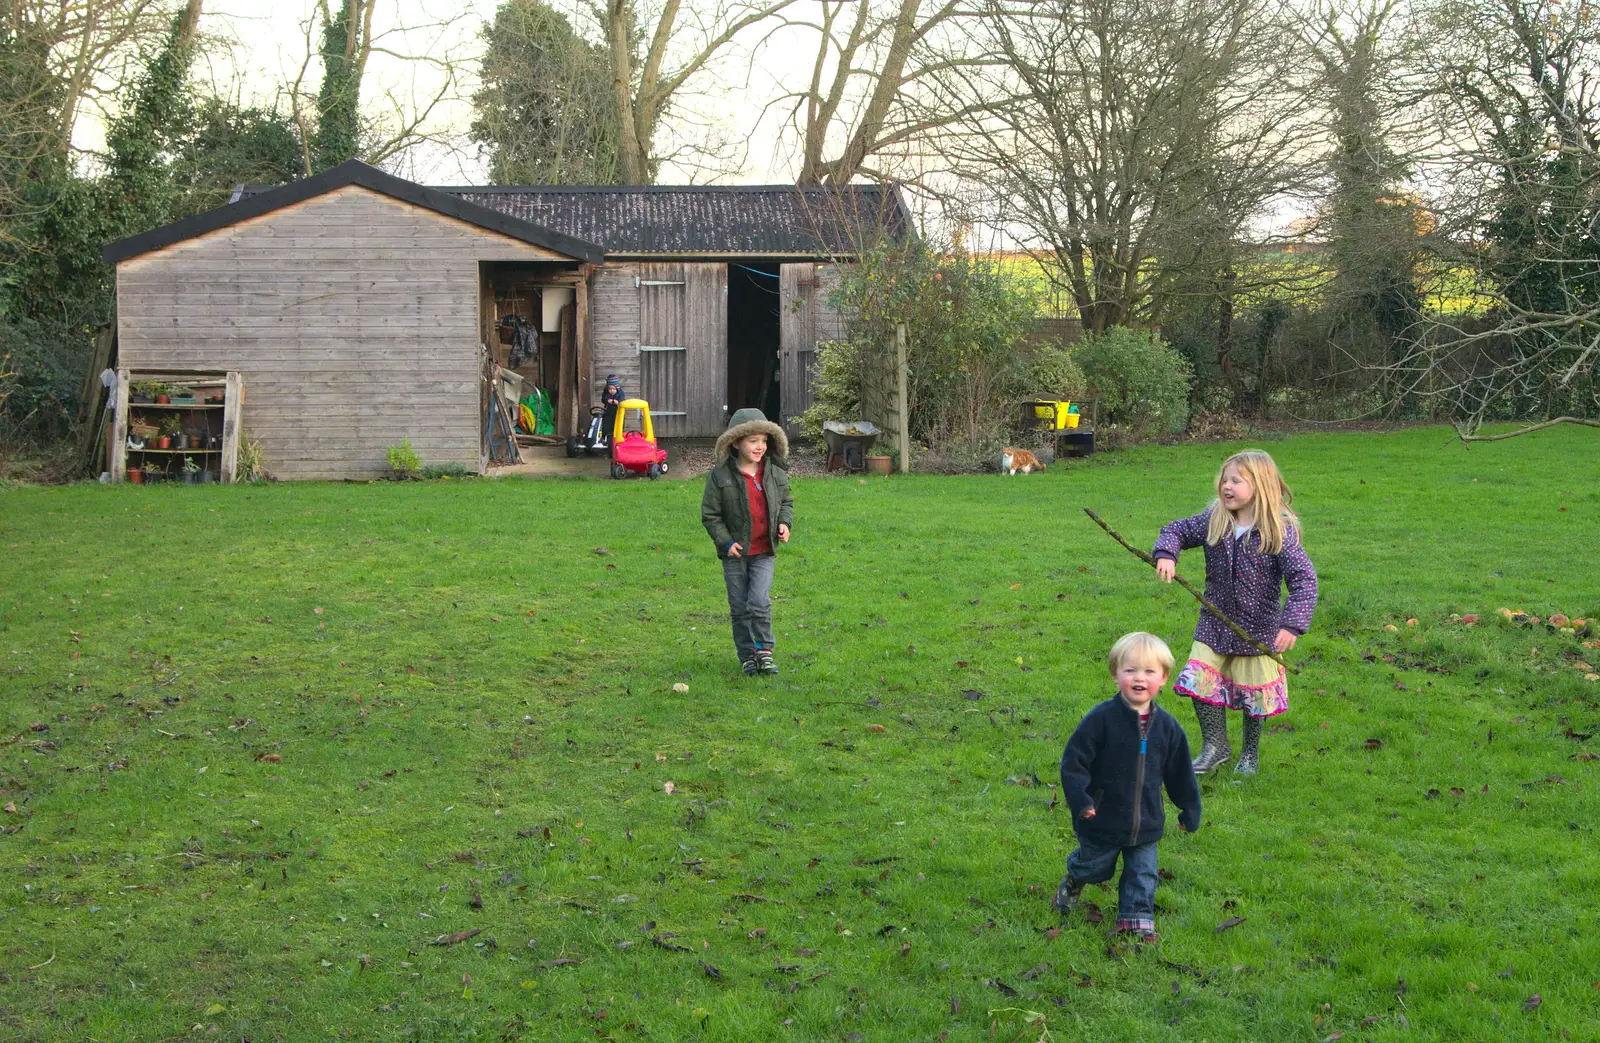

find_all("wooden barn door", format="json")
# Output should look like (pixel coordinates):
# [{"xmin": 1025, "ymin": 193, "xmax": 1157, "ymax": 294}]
[
  {"xmin": 778, "ymin": 263, "xmax": 843, "ymax": 432},
  {"xmin": 637, "ymin": 262, "xmax": 727, "ymax": 438}
]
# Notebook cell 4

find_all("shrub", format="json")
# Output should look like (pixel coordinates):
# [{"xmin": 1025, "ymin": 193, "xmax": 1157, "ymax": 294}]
[
  {"xmin": 825, "ymin": 243, "xmax": 1043, "ymax": 451},
  {"xmin": 386, "ymin": 438, "xmax": 421, "ymax": 478},
  {"xmin": 420, "ymin": 462, "xmax": 473, "ymax": 479},
  {"xmin": 793, "ymin": 339, "xmax": 867, "ymax": 445},
  {"xmin": 1074, "ymin": 327, "xmax": 1193, "ymax": 441}
]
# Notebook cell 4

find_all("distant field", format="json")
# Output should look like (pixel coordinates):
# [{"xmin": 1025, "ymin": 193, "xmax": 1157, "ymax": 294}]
[
  {"xmin": 984, "ymin": 250, "xmax": 1491, "ymax": 319},
  {"xmin": 3, "ymin": 425, "xmax": 1597, "ymax": 1041}
]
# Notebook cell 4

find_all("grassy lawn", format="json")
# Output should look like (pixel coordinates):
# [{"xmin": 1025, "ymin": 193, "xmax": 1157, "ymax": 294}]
[{"xmin": 3, "ymin": 426, "xmax": 1598, "ymax": 1042}]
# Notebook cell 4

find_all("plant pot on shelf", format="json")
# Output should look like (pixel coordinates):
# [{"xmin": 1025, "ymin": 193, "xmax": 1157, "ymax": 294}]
[
  {"xmin": 131, "ymin": 393, "xmax": 152, "ymax": 404},
  {"xmin": 127, "ymin": 469, "xmax": 144, "ymax": 485},
  {"xmin": 155, "ymin": 436, "xmax": 172, "ymax": 450},
  {"xmin": 174, "ymin": 434, "xmax": 189, "ymax": 449},
  {"xmin": 866, "ymin": 454, "xmax": 893, "ymax": 476},
  {"xmin": 155, "ymin": 394, "xmax": 170, "ymax": 404}
]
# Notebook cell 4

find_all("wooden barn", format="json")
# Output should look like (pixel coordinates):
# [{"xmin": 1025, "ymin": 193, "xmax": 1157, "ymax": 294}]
[{"xmin": 101, "ymin": 160, "xmax": 910, "ymax": 481}]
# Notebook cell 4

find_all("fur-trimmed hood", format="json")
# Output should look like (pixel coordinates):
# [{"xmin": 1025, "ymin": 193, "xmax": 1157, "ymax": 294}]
[{"xmin": 715, "ymin": 408, "xmax": 788, "ymax": 460}]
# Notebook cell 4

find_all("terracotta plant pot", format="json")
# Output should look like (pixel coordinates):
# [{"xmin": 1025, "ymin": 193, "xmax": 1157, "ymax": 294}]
[
  {"xmin": 866, "ymin": 454, "xmax": 893, "ymax": 476},
  {"xmin": 127, "ymin": 469, "xmax": 144, "ymax": 485},
  {"xmin": 155, "ymin": 395, "xmax": 169, "ymax": 404},
  {"xmin": 155, "ymin": 436, "xmax": 172, "ymax": 449}
]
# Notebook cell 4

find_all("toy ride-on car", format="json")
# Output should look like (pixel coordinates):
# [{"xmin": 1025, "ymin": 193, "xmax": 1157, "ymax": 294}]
[
  {"xmin": 567, "ymin": 405, "xmax": 608, "ymax": 457},
  {"xmin": 610, "ymin": 398, "xmax": 669, "ymax": 479}
]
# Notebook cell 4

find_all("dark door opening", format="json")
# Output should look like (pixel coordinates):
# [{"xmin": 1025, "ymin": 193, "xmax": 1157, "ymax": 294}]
[{"xmin": 726, "ymin": 263, "xmax": 781, "ymax": 421}]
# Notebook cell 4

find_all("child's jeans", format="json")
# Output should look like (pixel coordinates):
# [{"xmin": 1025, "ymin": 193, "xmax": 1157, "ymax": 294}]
[
  {"xmin": 1068, "ymin": 838, "xmax": 1159, "ymax": 932},
  {"xmin": 722, "ymin": 553, "xmax": 775, "ymax": 661}
]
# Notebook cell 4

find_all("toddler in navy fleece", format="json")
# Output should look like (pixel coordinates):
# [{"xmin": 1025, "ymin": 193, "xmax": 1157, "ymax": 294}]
[{"xmin": 1053, "ymin": 632, "xmax": 1202, "ymax": 943}]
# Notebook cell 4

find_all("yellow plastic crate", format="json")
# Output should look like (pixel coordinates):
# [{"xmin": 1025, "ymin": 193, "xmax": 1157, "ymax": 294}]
[{"xmin": 1027, "ymin": 400, "xmax": 1080, "ymax": 430}]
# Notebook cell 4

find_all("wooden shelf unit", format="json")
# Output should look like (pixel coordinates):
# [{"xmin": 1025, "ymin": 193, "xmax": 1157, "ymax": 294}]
[{"xmin": 112, "ymin": 370, "xmax": 244, "ymax": 484}]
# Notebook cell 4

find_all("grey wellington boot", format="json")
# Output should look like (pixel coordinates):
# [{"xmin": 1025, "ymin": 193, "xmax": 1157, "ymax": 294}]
[
  {"xmin": 1190, "ymin": 703, "xmax": 1232, "ymax": 774},
  {"xmin": 1235, "ymin": 714, "xmax": 1262, "ymax": 774}
]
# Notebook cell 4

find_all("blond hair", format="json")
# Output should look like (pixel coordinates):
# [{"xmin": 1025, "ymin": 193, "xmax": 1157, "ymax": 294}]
[
  {"xmin": 1108, "ymin": 632, "xmax": 1175, "ymax": 678},
  {"xmin": 1206, "ymin": 449, "xmax": 1300, "ymax": 554}
]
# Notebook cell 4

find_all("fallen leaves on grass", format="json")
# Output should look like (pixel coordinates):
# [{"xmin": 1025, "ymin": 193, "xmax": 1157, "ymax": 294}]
[
  {"xmin": 962, "ymin": 689, "xmax": 984, "ymax": 701},
  {"xmin": 258, "ymin": 753, "xmax": 282, "ymax": 764},
  {"xmin": 672, "ymin": 683, "xmax": 689, "ymax": 693},
  {"xmin": 540, "ymin": 958, "xmax": 582, "ymax": 968},
  {"xmin": 1522, "ymin": 994, "xmax": 1541, "ymax": 1012},
  {"xmin": 431, "ymin": 929, "xmax": 481, "ymax": 946},
  {"xmin": 865, "ymin": 723, "xmax": 887, "ymax": 733},
  {"xmin": 1363, "ymin": 739, "xmax": 1384, "ymax": 750},
  {"xmin": 700, "ymin": 961, "xmax": 723, "ymax": 981},
  {"xmin": 1216, "ymin": 917, "xmax": 1246, "ymax": 933}
]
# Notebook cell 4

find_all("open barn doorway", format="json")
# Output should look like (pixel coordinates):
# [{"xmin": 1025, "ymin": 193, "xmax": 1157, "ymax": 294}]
[{"xmin": 726, "ymin": 263, "xmax": 781, "ymax": 421}]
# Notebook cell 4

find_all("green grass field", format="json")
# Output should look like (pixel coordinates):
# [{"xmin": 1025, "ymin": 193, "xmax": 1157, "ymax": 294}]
[{"xmin": 3, "ymin": 426, "xmax": 1598, "ymax": 1042}]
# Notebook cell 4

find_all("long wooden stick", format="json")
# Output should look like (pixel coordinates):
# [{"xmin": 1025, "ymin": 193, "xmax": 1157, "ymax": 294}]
[{"xmin": 1083, "ymin": 508, "xmax": 1294, "ymax": 673}]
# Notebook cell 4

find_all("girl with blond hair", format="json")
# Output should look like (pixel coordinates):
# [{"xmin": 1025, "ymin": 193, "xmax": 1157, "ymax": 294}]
[{"xmin": 1151, "ymin": 450, "xmax": 1318, "ymax": 774}]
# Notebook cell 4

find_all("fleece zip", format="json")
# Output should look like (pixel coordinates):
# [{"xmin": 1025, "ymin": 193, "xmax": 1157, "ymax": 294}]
[{"xmin": 1059, "ymin": 696, "xmax": 1202, "ymax": 847}]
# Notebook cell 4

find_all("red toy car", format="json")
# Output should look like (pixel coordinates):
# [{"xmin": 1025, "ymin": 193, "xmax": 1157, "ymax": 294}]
[{"xmin": 610, "ymin": 398, "xmax": 669, "ymax": 479}]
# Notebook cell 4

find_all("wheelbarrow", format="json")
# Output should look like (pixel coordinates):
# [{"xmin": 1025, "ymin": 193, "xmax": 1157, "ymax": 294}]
[{"xmin": 823, "ymin": 420, "xmax": 881, "ymax": 472}]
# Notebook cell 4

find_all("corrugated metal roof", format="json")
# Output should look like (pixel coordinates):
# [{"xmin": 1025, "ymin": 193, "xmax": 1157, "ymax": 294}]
[{"xmin": 234, "ymin": 181, "xmax": 911, "ymax": 257}]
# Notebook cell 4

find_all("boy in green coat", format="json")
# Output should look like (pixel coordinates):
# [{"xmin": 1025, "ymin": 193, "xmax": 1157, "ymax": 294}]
[{"xmin": 701, "ymin": 408, "xmax": 793, "ymax": 675}]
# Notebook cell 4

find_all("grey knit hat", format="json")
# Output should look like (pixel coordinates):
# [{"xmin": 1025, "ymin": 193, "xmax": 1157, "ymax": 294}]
[{"xmin": 715, "ymin": 407, "xmax": 788, "ymax": 459}]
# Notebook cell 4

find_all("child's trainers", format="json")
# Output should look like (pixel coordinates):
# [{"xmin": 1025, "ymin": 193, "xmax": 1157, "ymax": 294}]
[
  {"xmin": 741, "ymin": 657, "xmax": 758, "ymax": 676},
  {"xmin": 1051, "ymin": 876, "xmax": 1083, "ymax": 915},
  {"xmin": 754, "ymin": 649, "xmax": 779, "ymax": 675}
]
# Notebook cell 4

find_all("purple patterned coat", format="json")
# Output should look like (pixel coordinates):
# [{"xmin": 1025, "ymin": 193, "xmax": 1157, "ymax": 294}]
[{"xmin": 1152, "ymin": 508, "xmax": 1318, "ymax": 657}]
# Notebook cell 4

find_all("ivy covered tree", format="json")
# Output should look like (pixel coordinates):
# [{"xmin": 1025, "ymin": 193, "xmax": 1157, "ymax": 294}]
[{"xmin": 314, "ymin": 0, "xmax": 371, "ymax": 171}]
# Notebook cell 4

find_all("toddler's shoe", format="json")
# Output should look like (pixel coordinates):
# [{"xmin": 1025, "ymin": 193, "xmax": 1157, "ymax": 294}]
[
  {"xmin": 741, "ymin": 657, "xmax": 758, "ymax": 676},
  {"xmin": 1051, "ymin": 876, "xmax": 1083, "ymax": 915},
  {"xmin": 755, "ymin": 649, "xmax": 779, "ymax": 675},
  {"xmin": 1114, "ymin": 922, "xmax": 1159, "ymax": 945}
]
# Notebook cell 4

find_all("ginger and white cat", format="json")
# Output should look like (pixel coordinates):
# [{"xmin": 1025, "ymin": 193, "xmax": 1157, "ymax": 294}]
[{"xmin": 1001, "ymin": 448, "xmax": 1046, "ymax": 475}]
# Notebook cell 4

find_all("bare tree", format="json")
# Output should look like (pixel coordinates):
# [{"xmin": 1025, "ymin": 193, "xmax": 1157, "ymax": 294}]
[
  {"xmin": 1397, "ymin": 0, "xmax": 1600, "ymax": 436},
  {"xmin": 278, "ymin": 1, "xmax": 474, "ymax": 177},
  {"xmin": 581, "ymin": 0, "xmax": 797, "ymax": 184},
  {"xmin": 773, "ymin": 0, "xmax": 994, "ymax": 185},
  {"xmin": 1, "ymin": 0, "xmax": 172, "ymax": 240},
  {"xmin": 936, "ymin": 0, "xmax": 1313, "ymax": 334}
]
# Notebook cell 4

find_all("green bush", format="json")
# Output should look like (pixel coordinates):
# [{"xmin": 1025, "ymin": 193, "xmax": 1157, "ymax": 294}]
[
  {"xmin": 1074, "ymin": 326, "xmax": 1193, "ymax": 441},
  {"xmin": 792, "ymin": 339, "xmax": 867, "ymax": 444},
  {"xmin": 1022, "ymin": 341, "xmax": 1087, "ymax": 402},
  {"xmin": 826, "ymin": 244, "xmax": 1042, "ymax": 451},
  {"xmin": 420, "ymin": 462, "xmax": 474, "ymax": 479},
  {"xmin": 386, "ymin": 438, "xmax": 422, "ymax": 478}
]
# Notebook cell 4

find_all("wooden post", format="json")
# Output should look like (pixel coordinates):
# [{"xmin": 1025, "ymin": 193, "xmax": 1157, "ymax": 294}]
[
  {"xmin": 895, "ymin": 322, "xmax": 910, "ymax": 473},
  {"xmin": 220, "ymin": 370, "xmax": 243, "ymax": 483},
  {"xmin": 110, "ymin": 369, "xmax": 130, "ymax": 483},
  {"xmin": 576, "ymin": 266, "xmax": 593, "ymax": 419}
]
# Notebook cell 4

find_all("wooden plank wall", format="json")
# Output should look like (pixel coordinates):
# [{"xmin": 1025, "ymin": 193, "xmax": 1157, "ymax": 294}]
[
  {"xmin": 115, "ymin": 185, "xmax": 570, "ymax": 480},
  {"xmin": 778, "ymin": 263, "xmax": 845, "ymax": 430},
  {"xmin": 635, "ymin": 262, "xmax": 727, "ymax": 438},
  {"xmin": 590, "ymin": 263, "xmax": 641, "ymax": 407}
]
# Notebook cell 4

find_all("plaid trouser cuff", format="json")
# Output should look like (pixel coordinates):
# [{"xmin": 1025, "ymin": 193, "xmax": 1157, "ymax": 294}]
[{"xmin": 1116, "ymin": 917, "xmax": 1155, "ymax": 932}]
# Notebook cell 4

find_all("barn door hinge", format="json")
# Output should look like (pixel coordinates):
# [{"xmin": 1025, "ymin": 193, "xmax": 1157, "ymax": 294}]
[
  {"xmin": 637, "ymin": 343, "xmax": 688, "ymax": 353},
  {"xmin": 635, "ymin": 277, "xmax": 686, "ymax": 288}
]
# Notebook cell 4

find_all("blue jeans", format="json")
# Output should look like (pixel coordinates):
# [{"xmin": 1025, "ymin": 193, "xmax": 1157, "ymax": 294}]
[
  {"xmin": 721, "ymin": 553, "xmax": 775, "ymax": 662},
  {"xmin": 1067, "ymin": 838, "xmax": 1159, "ymax": 931}
]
